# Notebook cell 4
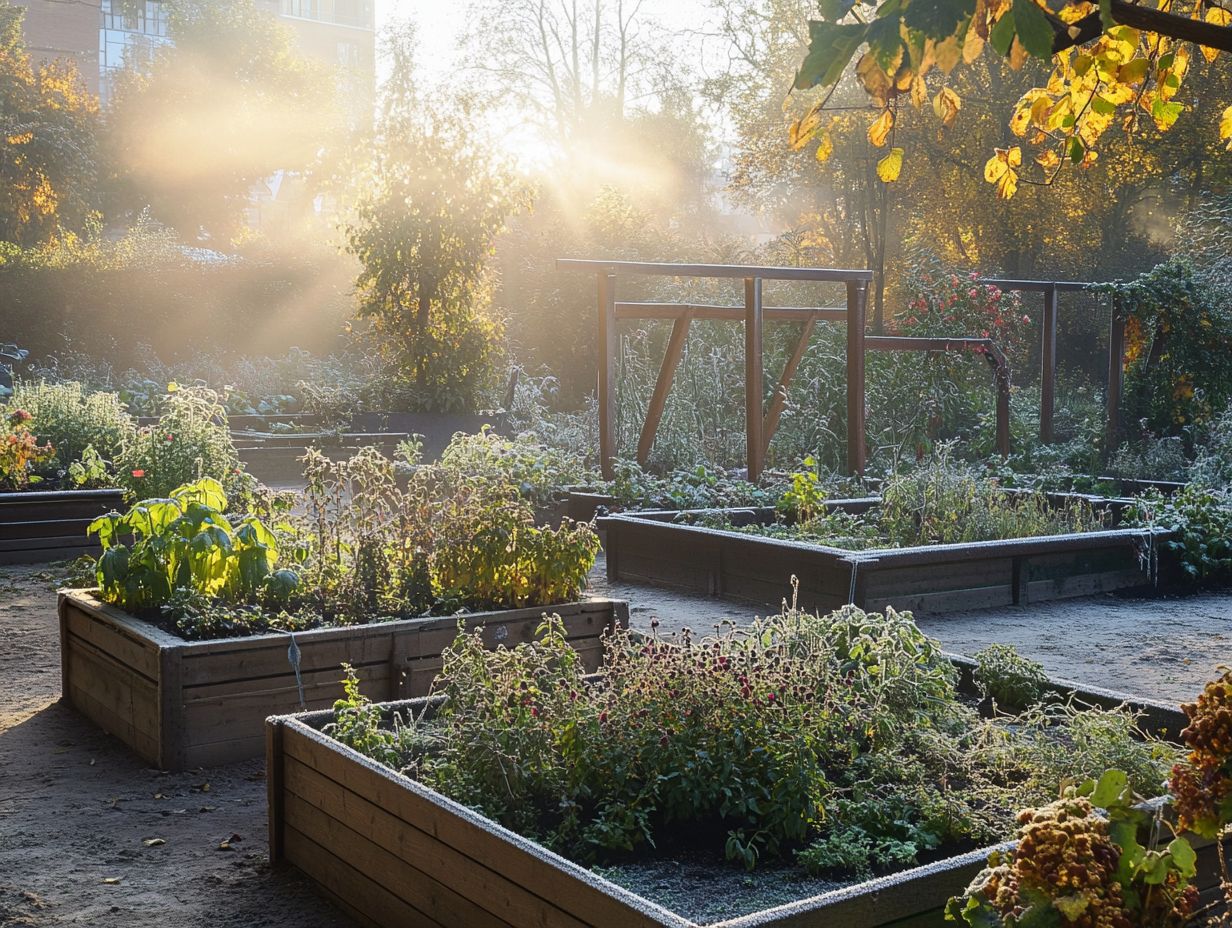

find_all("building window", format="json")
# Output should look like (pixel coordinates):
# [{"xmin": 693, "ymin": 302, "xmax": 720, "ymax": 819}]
[
  {"xmin": 99, "ymin": 0, "xmax": 171, "ymax": 104},
  {"xmin": 282, "ymin": 0, "xmax": 321, "ymax": 19}
]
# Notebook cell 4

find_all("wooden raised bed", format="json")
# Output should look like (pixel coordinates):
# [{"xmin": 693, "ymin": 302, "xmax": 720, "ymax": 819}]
[
  {"xmin": 266, "ymin": 672, "xmax": 1221, "ymax": 928},
  {"xmin": 0, "ymin": 488, "xmax": 125, "ymax": 565},
  {"xmin": 59, "ymin": 591, "xmax": 626, "ymax": 770},
  {"xmin": 600, "ymin": 499, "xmax": 1168, "ymax": 616}
]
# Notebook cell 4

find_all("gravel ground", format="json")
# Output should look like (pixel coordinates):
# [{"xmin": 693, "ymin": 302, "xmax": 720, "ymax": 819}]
[{"xmin": 3, "ymin": 557, "xmax": 1230, "ymax": 927}]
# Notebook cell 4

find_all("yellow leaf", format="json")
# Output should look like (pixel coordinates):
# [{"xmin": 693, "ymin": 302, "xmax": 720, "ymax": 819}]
[
  {"xmin": 935, "ymin": 35, "xmax": 962, "ymax": 73},
  {"xmin": 910, "ymin": 75, "xmax": 927, "ymax": 109},
  {"xmin": 1220, "ymin": 104, "xmax": 1232, "ymax": 150},
  {"xmin": 995, "ymin": 167, "xmax": 1019, "ymax": 199},
  {"xmin": 1006, "ymin": 146, "xmax": 1022, "ymax": 168},
  {"xmin": 1036, "ymin": 148, "xmax": 1061, "ymax": 169},
  {"xmin": 789, "ymin": 107, "xmax": 823, "ymax": 150},
  {"xmin": 856, "ymin": 53, "xmax": 892, "ymax": 106},
  {"xmin": 932, "ymin": 87, "xmax": 962, "ymax": 127},
  {"xmin": 984, "ymin": 153, "xmax": 1008, "ymax": 183},
  {"xmin": 963, "ymin": 27, "xmax": 985, "ymax": 64},
  {"xmin": 867, "ymin": 109, "xmax": 894, "ymax": 148},
  {"xmin": 877, "ymin": 147, "xmax": 904, "ymax": 182},
  {"xmin": 815, "ymin": 130, "xmax": 834, "ymax": 163},
  {"xmin": 1202, "ymin": 9, "xmax": 1228, "ymax": 61}
]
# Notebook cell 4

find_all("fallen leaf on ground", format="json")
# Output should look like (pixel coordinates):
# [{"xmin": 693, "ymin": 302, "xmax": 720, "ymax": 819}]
[{"xmin": 142, "ymin": 838, "xmax": 165, "ymax": 847}]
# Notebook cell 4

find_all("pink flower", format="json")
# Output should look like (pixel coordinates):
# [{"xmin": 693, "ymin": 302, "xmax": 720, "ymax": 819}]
[
  {"xmin": 1022, "ymin": 314, "xmax": 1031, "ymax": 324},
  {"xmin": 131, "ymin": 469, "xmax": 145, "ymax": 478},
  {"xmin": 968, "ymin": 288, "xmax": 979, "ymax": 299},
  {"xmin": 165, "ymin": 434, "xmax": 174, "ymax": 442}
]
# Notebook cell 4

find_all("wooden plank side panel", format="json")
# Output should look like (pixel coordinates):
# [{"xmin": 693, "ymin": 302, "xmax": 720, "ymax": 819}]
[
  {"xmin": 63, "ymin": 602, "xmax": 161, "ymax": 681},
  {"xmin": 179, "ymin": 632, "xmax": 395, "ymax": 687},
  {"xmin": 281, "ymin": 726, "xmax": 669, "ymax": 928},
  {"xmin": 284, "ymin": 826, "xmax": 445, "ymax": 928},
  {"xmin": 284, "ymin": 763, "xmax": 549, "ymax": 928},
  {"xmin": 63, "ymin": 639, "xmax": 161, "ymax": 765}
]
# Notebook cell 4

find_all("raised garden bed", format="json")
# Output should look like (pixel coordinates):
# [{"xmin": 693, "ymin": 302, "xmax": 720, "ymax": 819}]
[
  {"xmin": 265, "ymin": 667, "xmax": 1220, "ymax": 928},
  {"xmin": 0, "ymin": 488, "xmax": 125, "ymax": 565},
  {"xmin": 59, "ymin": 590, "xmax": 626, "ymax": 770},
  {"xmin": 600, "ymin": 498, "xmax": 1169, "ymax": 615}
]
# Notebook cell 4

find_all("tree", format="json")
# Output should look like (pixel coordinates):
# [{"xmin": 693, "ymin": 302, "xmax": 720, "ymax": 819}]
[
  {"xmin": 345, "ymin": 24, "xmax": 529, "ymax": 414},
  {"xmin": 0, "ymin": 2, "xmax": 100, "ymax": 246},
  {"xmin": 790, "ymin": 0, "xmax": 1232, "ymax": 198},
  {"xmin": 463, "ymin": 0, "xmax": 652, "ymax": 148},
  {"xmin": 104, "ymin": 0, "xmax": 342, "ymax": 240}
]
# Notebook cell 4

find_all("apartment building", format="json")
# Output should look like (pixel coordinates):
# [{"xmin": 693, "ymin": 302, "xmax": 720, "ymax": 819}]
[{"xmin": 12, "ymin": 0, "xmax": 375, "ymax": 108}]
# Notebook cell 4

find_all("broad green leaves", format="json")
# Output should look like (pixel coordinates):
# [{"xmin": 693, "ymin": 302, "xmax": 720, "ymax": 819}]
[
  {"xmin": 87, "ymin": 477, "xmax": 295, "ymax": 612},
  {"xmin": 795, "ymin": 21, "xmax": 867, "ymax": 90}
]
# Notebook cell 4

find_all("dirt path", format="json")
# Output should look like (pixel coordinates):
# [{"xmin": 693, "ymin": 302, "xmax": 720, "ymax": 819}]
[
  {"xmin": 3, "ymin": 558, "xmax": 1229, "ymax": 927},
  {"xmin": 0, "ymin": 565, "xmax": 353, "ymax": 928}
]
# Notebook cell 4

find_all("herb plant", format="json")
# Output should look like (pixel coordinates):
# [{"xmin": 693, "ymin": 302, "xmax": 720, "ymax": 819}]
[
  {"xmin": 117, "ymin": 384, "xmax": 243, "ymax": 500},
  {"xmin": 329, "ymin": 595, "xmax": 1175, "ymax": 879}
]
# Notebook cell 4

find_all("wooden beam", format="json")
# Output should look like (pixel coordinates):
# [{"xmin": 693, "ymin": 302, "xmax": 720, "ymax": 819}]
[
  {"xmin": 557, "ymin": 258, "xmax": 873, "ymax": 283},
  {"xmin": 978, "ymin": 278, "xmax": 1093, "ymax": 293},
  {"xmin": 614, "ymin": 302, "xmax": 847, "ymax": 323},
  {"xmin": 846, "ymin": 280, "xmax": 867, "ymax": 475},
  {"xmin": 745, "ymin": 278, "xmax": 764, "ymax": 482},
  {"xmin": 597, "ymin": 273, "xmax": 618, "ymax": 481},
  {"xmin": 636, "ymin": 313, "xmax": 691, "ymax": 466},
  {"xmin": 762, "ymin": 315, "xmax": 816, "ymax": 456},
  {"xmin": 1040, "ymin": 284, "xmax": 1058, "ymax": 444}
]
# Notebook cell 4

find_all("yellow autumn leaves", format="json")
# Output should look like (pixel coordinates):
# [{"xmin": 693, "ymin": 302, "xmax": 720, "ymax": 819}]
[{"xmin": 984, "ymin": 146, "xmax": 1022, "ymax": 200}]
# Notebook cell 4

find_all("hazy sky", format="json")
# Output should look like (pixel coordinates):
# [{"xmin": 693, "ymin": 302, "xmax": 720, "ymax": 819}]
[{"xmin": 378, "ymin": 0, "xmax": 723, "ymax": 86}]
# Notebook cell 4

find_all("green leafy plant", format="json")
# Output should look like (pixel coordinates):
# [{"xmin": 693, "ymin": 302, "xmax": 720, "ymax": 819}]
[
  {"xmin": 9, "ymin": 379, "xmax": 133, "ymax": 473},
  {"xmin": 437, "ymin": 427, "xmax": 594, "ymax": 510},
  {"xmin": 88, "ymin": 477, "xmax": 294, "ymax": 613},
  {"xmin": 974, "ymin": 644, "xmax": 1050, "ymax": 710},
  {"xmin": 1128, "ymin": 485, "xmax": 1232, "ymax": 584}
]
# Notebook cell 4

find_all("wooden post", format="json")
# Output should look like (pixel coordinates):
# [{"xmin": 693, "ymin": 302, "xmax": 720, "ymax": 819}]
[
  {"xmin": 763, "ymin": 314, "xmax": 816, "ymax": 456},
  {"xmin": 1106, "ymin": 295, "xmax": 1125, "ymax": 455},
  {"xmin": 1040, "ymin": 283, "xmax": 1058, "ymax": 443},
  {"xmin": 637, "ymin": 312, "xmax": 691, "ymax": 466},
  {"xmin": 744, "ymin": 277, "xmax": 764, "ymax": 481},
  {"xmin": 597, "ymin": 273, "xmax": 617, "ymax": 480},
  {"xmin": 846, "ymin": 279, "xmax": 867, "ymax": 475},
  {"xmin": 996, "ymin": 367, "xmax": 1011, "ymax": 458}
]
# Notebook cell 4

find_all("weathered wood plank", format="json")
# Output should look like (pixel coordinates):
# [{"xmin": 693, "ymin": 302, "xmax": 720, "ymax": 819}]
[
  {"xmin": 280, "ymin": 725, "xmax": 673, "ymax": 928},
  {"xmin": 284, "ymin": 825, "xmax": 446, "ymax": 928},
  {"xmin": 285, "ymin": 761, "xmax": 565, "ymax": 928}
]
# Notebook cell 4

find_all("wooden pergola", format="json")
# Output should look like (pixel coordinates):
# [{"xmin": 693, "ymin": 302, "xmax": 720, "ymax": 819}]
[
  {"xmin": 557, "ymin": 259, "xmax": 1016, "ymax": 480},
  {"xmin": 979, "ymin": 279, "xmax": 1126, "ymax": 450}
]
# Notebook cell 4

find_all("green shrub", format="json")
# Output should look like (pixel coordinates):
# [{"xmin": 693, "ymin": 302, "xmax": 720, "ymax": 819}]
[
  {"xmin": 437, "ymin": 428, "xmax": 594, "ymax": 509},
  {"xmin": 10, "ymin": 379, "xmax": 133, "ymax": 473},
  {"xmin": 298, "ymin": 447, "xmax": 600, "ymax": 621},
  {"xmin": 877, "ymin": 450, "xmax": 1104, "ymax": 546},
  {"xmin": 330, "ymin": 599, "xmax": 1175, "ymax": 876},
  {"xmin": 117, "ymin": 384, "xmax": 243, "ymax": 500},
  {"xmin": 1129, "ymin": 485, "xmax": 1232, "ymax": 584},
  {"xmin": 973, "ymin": 644, "xmax": 1049, "ymax": 709}
]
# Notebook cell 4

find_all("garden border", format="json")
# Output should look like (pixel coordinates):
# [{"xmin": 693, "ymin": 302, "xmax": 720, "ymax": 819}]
[
  {"xmin": 599, "ymin": 499, "xmax": 1169, "ymax": 615},
  {"xmin": 0, "ymin": 488, "xmax": 125, "ymax": 565},
  {"xmin": 265, "ymin": 670, "xmax": 1219, "ymax": 928},
  {"xmin": 58, "ymin": 590, "xmax": 626, "ymax": 770}
]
